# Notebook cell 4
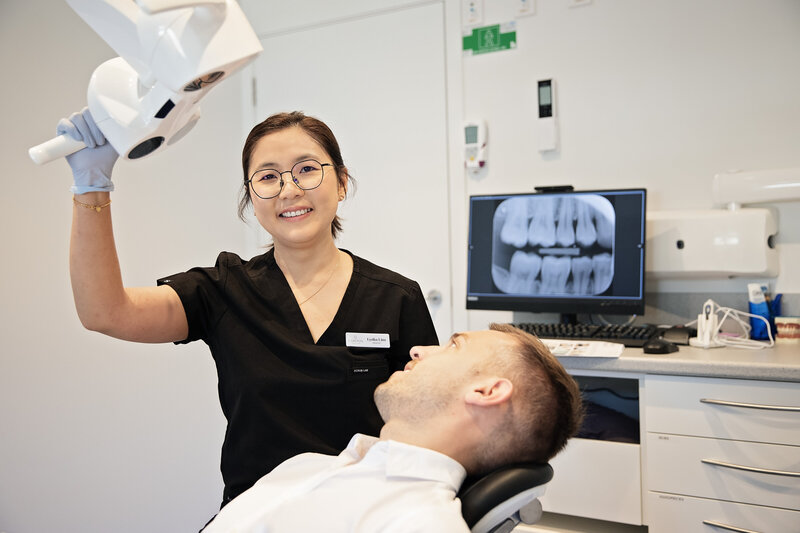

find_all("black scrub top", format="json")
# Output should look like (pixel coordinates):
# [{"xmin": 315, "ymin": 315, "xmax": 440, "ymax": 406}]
[{"xmin": 158, "ymin": 249, "xmax": 439, "ymax": 505}]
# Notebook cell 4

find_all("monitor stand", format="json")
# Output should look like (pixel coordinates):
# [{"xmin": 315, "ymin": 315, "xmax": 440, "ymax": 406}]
[{"xmin": 559, "ymin": 313, "xmax": 578, "ymax": 325}]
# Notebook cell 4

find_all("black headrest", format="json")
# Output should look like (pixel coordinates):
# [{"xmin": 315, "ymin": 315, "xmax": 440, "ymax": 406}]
[{"xmin": 457, "ymin": 463, "xmax": 554, "ymax": 528}]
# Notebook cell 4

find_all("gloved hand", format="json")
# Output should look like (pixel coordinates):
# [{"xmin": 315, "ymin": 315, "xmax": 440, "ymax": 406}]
[{"xmin": 56, "ymin": 107, "xmax": 119, "ymax": 194}]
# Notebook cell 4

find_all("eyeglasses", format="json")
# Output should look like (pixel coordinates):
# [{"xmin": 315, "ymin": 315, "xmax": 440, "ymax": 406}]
[{"xmin": 247, "ymin": 159, "xmax": 333, "ymax": 200}]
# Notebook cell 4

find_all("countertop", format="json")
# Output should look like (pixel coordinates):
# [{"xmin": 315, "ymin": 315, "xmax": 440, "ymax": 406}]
[{"xmin": 556, "ymin": 341, "xmax": 800, "ymax": 382}]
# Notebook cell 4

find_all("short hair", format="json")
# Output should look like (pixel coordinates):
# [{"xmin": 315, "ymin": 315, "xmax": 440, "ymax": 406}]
[
  {"xmin": 238, "ymin": 111, "xmax": 355, "ymax": 238},
  {"xmin": 473, "ymin": 324, "xmax": 583, "ymax": 473}
]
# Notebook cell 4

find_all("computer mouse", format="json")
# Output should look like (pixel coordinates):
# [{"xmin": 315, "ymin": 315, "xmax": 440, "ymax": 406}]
[{"xmin": 643, "ymin": 338, "xmax": 679, "ymax": 354}]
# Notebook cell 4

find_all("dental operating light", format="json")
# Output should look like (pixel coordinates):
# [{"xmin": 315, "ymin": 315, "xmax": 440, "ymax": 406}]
[{"xmin": 29, "ymin": 0, "xmax": 262, "ymax": 164}]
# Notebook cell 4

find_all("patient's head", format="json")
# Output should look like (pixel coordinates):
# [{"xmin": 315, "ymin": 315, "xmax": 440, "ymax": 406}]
[{"xmin": 374, "ymin": 324, "xmax": 583, "ymax": 475}]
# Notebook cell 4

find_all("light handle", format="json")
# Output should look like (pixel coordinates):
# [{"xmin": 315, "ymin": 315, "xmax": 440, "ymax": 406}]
[{"xmin": 28, "ymin": 135, "xmax": 86, "ymax": 165}]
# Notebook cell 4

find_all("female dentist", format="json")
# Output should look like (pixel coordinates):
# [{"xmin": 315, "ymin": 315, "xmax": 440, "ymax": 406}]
[{"xmin": 60, "ymin": 109, "xmax": 439, "ymax": 509}]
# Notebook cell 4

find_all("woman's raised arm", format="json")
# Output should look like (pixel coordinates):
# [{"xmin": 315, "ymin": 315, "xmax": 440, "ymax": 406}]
[{"xmin": 62, "ymin": 109, "xmax": 188, "ymax": 343}]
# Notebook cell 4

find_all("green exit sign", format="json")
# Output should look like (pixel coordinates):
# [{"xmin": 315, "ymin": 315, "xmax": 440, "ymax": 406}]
[{"xmin": 463, "ymin": 23, "xmax": 517, "ymax": 55}]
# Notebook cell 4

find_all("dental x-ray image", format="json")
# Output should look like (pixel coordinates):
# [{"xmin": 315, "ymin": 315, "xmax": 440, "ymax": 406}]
[{"xmin": 491, "ymin": 194, "xmax": 615, "ymax": 295}]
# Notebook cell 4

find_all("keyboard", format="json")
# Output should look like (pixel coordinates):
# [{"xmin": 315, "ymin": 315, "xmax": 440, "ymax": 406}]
[{"xmin": 513, "ymin": 322, "xmax": 659, "ymax": 348}]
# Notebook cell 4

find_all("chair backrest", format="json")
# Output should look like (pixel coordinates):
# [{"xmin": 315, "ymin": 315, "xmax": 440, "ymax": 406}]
[{"xmin": 457, "ymin": 463, "xmax": 553, "ymax": 533}]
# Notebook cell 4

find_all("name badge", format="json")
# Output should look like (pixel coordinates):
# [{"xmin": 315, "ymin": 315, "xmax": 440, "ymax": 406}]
[{"xmin": 346, "ymin": 332, "xmax": 391, "ymax": 349}]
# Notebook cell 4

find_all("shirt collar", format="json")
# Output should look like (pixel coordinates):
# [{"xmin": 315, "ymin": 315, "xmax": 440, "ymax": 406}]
[
  {"xmin": 340, "ymin": 433, "xmax": 381, "ymax": 461},
  {"xmin": 341, "ymin": 434, "xmax": 467, "ymax": 490}
]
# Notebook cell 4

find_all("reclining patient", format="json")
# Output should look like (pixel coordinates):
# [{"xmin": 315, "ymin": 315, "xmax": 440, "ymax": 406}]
[{"xmin": 203, "ymin": 324, "xmax": 583, "ymax": 532}]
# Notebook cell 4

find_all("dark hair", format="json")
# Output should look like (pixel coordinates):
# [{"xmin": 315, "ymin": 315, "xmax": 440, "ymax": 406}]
[
  {"xmin": 477, "ymin": 323, "xmax": 583, "ymax": 471},
  {"xmin": 238, "ymin": 111, "xmax": 355, "ymax": 239}
]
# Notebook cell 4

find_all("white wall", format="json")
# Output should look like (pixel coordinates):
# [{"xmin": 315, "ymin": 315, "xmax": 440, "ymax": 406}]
[
  {"xmin": 0, "ymin": 1, "xmax": 249, "ymax": 531},
  {"xmin": 452, "ymin": 0, "xmax": 800, "ymax": 329}
]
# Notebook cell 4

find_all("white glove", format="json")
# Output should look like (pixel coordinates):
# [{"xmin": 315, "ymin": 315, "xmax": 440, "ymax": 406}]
[{"xmin": 56, "ymin": 107, "xmax": 119, "ymax": 194}]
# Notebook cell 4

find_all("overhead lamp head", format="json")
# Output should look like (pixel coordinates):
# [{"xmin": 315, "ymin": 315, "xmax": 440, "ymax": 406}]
[{"xmin": 29, "ymin": 0, "xmax": 262, "ymax": 164}]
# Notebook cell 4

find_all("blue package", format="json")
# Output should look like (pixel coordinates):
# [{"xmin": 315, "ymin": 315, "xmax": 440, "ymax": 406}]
[
  {"xmin": 749, "ymin": 301, "xmax": 770, "ymax": 339},
  {"xmin": 769, "ymin": 293, "xmax": 782, "ymax": 335},
  {"xmin": 747, "ymin": 284, "xmax": 772, "ymax": 340}
]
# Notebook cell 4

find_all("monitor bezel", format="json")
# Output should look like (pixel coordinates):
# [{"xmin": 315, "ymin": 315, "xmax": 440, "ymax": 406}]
[{"xmin": 466, "ymin": 188, "xmax": 647, "ymax": 317}]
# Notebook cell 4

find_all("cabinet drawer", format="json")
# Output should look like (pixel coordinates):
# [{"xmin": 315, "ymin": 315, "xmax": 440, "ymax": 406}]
[
  {"xmin": 645, "ymin": 375, "xmax": 800, "ymax": 445},
  {"xmin": 648, "ymin": 491, "xmax": 800, "ymax": 533},
  {"xmin": 540, "ymin": 438, "xmax": 642, "ymax": 525},
  {"xmin": 647, "ymin": 433, "xmax": 800, "ymax": 511}
]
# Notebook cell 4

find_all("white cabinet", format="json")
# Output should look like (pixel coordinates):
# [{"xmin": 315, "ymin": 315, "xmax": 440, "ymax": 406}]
[
  {"xmin": 540, "ymin": 373, "xmax": 644, "ymax": 526},
  {"xmin": 645, "ymin": 374, "xmax": 800, "ymax": 445},
  {"xmin": 541, "ymin": 438, "xmax": 643, "ymax": 525},
  {"xmin": 645, "ymin": 375, "xmax": 800, "ymax": 533},
  {"xmin": 647, "ymin": 493, "xmax": 800, "ymax": 532}
]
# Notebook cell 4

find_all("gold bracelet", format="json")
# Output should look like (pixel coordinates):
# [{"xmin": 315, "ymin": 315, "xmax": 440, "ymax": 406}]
[{"xmin": 73, "ymin": 197, "xmax": 112, "ymax": 213}]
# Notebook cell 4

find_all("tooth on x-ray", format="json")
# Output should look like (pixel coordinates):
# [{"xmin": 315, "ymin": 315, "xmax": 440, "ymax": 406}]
[
  {"xmin": 528, "ymin": 197, "xmax": 556, "ymax": 247},
  {"xmin": 592, "ymin": 253, "xmax": 613, "ymax": 293},
  {"xmin": 540, "ymin": 255, "xmax": 571, "ymax": 294},
  {"xmin": 490, "ymin": 264, "xmax": 512, "ymax": 293},
  {"xmin": 595, "ymin": 213, "xmax": 613, "ymax": 249},
  {"xmin": 555, "ymin": 198, "xmax": 576, "ymax": 247},
  {"xmin": 499, "ymin": 197, "xmax": 529, "ymax": 248},
  {"xmin": 571, "ymin": 256, "xmax": 593, "ymax": 294},
  {"xmin": 508, "ymin": 250, "xmax": 542, "ymax": 293},
  {"xmin": 581, "ymin": 195, "xmax": 614, "ymax": 249},
  {"xmin": 575, "ymin": 201, "xmax": 597, "ymax": 247}
]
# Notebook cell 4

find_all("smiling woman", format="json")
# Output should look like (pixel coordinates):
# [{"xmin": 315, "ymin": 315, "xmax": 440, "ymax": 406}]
[
  {"xmin": 61, "ymin": 108, "xmax": 439, "ymax": 514},
  {"xmin": 245, "ymin": 125, "xmax": 345, "ymax": 257}
]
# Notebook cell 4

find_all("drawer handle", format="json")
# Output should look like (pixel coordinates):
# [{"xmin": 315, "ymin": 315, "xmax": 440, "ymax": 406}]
[
  {"xmin": 702, "ymin": 519, "xmax": 761, "ymax": 533},
  {"xmin": 700, "ymin": 398, "xmax": 800, "ymax": 412},
  {"xmin": 701, "ymin": 458, "xmax": 800, "ymax": 478}
]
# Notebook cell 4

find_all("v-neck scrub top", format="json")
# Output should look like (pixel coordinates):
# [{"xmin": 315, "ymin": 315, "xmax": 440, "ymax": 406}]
[{"xmin": 158, "ymin": 249, "xmax": 438, "ymax": 505}]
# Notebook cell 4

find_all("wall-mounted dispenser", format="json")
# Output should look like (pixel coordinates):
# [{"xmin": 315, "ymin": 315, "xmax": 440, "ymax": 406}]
[
  {"xmin": 646, "ymin": 166, "xmax": 799, "ymax": 278},
  {"xmin": 646, "ymin": 208, "xmax": 777, "ymax": 278}
]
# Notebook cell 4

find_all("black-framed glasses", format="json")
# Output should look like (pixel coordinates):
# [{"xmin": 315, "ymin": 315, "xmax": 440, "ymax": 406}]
[{"xmin": 247, "ymin": 159, "xmax": 333, "ymax": 200}]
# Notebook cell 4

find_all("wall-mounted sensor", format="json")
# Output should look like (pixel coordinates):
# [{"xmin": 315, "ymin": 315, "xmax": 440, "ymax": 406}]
[
  {"xmin": 464, "ymin": 120, "xmax": 487, "ymax": 173},
  {"xmin": 537, "ymin": 79, "xmax": 557, "ymax": 152}
]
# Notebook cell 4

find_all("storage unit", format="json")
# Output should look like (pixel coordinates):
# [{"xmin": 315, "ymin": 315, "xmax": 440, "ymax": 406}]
[
  {"xmin": 645, "ymin": 375, "xmax": 800, "ymax": 532},
  {"xmin": 540, "ymin": 373, "xmax": 645, "ymax": 526}
]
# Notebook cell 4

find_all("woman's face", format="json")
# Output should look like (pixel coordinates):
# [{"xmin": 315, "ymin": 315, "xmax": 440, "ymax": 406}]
[{"xmin": 247, "ymin": 126, "xmax": 346, "ymax": 249}]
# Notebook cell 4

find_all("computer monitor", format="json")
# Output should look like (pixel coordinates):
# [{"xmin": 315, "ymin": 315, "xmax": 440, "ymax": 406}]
[{"xmin": 466, "ymin": 188, "xmax": 647, "ymax": 318}]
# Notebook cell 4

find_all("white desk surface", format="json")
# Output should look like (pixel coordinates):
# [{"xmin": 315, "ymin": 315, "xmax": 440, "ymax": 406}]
[{"xmin": 555, "ymin": 342, "xmax": 800, "ymax": 382}]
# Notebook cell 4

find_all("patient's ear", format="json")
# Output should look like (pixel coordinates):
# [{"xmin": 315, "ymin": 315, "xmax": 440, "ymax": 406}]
[{"xmin": 464, "ymin": 377, "xmax": 513, "ymax": 406}]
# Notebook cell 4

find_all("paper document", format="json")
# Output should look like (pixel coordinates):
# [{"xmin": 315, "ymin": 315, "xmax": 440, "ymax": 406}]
[{"xmin": 542, "ymin": 339, "xmax": 624, "ymax": 358}]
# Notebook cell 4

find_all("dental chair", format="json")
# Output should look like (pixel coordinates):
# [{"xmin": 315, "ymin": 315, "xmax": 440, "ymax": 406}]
[{"xmin": 458, "ymin": 462, "xmax": 554, "ymax": 533}]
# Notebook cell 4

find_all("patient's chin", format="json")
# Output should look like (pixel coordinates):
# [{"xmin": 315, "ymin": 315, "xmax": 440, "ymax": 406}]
[{"xmin": 373, "ymin": 386, "xmax": 394, "ymax": 422}]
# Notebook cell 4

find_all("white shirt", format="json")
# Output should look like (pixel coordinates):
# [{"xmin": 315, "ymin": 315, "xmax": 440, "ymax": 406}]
[{"xmin": 203, "ymin": 434, "xmax": 470, "ymax": 533}]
